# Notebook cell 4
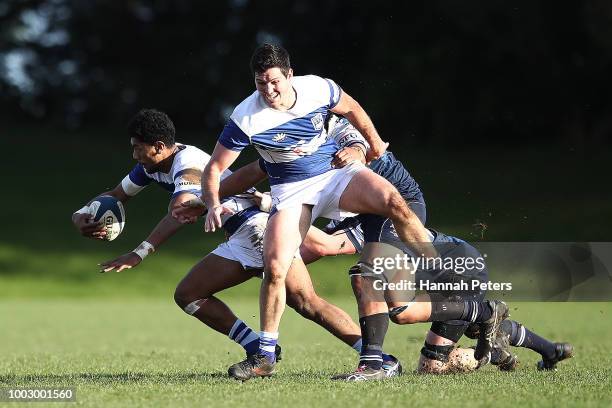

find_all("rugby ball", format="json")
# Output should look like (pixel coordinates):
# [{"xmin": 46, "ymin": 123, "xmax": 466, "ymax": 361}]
[{"xmin": 89, "ymin": 195, "xmax": 125, "ymax": 241}]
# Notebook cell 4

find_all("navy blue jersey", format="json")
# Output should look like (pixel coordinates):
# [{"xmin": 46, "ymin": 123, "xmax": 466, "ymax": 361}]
[{"xmin": 326, "ymin": 116, "xmax": 423, "ymax": 203}]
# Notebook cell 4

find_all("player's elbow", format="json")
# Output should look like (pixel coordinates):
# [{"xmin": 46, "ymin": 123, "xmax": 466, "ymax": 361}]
[{"xmin": 299, "ymin": 241, "xmax": 328, "ymax": 260}]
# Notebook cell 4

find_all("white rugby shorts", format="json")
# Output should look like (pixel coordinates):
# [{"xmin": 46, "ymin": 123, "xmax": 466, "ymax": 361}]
[
  {"xmin": 211, "ymin": 212, "xmax": 268, "ymax": 270},
  {"xmin": 270, "ymin": 161, "xmax": 365, "ymax": 221}
]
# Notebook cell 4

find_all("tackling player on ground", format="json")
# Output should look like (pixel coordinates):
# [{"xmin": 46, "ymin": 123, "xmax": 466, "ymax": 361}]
[{"xmin": 317, "ymin": 116, "xmax": 574, "ymax": 378}]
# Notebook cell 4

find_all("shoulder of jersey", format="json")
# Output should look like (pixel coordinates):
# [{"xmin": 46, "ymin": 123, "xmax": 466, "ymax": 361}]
[
  {"xmin": 172, "ymin": 144, "xmax": 209, "ymax": 173},
  {"xmin": 230, "ymin": 75, "xmax": 331, "ymax": 137}
]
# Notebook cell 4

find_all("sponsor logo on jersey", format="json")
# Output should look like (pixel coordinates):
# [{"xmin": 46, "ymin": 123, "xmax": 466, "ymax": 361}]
[
  {"xmin": 176, "ymin": 180, "xmax": 199, "ymax": 187},
  {"xmin": 338, "ymin": 133, "xmax": 359, "ymax": 146},
  {"xmin": 311, "ymin": 113, "xmax": 324, "ymax": 130},
  {"xmin": 272, "ymin": 133, "xmax": 287, "ymax": 142}
]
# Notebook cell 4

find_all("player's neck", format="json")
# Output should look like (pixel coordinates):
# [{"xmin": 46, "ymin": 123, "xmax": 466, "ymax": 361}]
[{"xmin": 149, "ymin": 146, "xmax": 178, "ymax": 173}]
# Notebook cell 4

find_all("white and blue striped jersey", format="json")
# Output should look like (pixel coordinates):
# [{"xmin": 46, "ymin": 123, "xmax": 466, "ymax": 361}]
[
  {"xmin": 121, "ymin": 144, "xmax": 206, "ymax": 199},
  {"xmin": 120, "ymin": 143, "xmax": 259, "ymax": 234},
  {"xmin": 218, "ymin": 75, "xmax": 342, "ymax": 185}
]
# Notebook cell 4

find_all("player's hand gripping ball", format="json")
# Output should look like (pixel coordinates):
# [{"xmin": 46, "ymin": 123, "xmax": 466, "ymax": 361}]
[{"xmin": 89, "ymin": 195, "xmax": 125, "ymax": 241}]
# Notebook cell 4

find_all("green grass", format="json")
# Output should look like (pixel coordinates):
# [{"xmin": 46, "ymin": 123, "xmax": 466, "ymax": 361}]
[
  {"xmin": 2, "ymin": 130, "xmax": 611, "ymax": 406},
  {"xmin": 1, "ymin": 300, "xmax": 611, "ymax": 407}
]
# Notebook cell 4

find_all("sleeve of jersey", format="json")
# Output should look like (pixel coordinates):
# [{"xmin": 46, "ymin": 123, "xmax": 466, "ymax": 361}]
[
  {"xmin": 218, "ymin": 120, "xmax": 250, "ymax": 152},
  {"xmin": 324, "ymin": 77, "xmax": 342, "ymax": 109},
  {"xmin": 121, "ymin": 164, "xmax": 151, "ymax": 196},
  {"xmin": 172, "ymin": 168, "xmax": 202, "ymax": 199},
  {"xmin": 333, "ymin": 125, "xmax": 369, "ymax": 151}
]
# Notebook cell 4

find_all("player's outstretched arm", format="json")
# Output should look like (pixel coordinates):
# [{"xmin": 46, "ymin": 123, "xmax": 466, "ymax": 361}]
[
  {"xmin": 202, "ymin": 142, "xmax": 241, "ymax": 232},
  {"xmin": 72, "ymin": 184, "xmax": 131, "ymax": 240},
  {"xmin": 331, "ymin": 92, "xmax": 388, "ymax": 161},
  {"xmin": 99, "ymin": 192, "xmax": 195, "ymax": 273}
]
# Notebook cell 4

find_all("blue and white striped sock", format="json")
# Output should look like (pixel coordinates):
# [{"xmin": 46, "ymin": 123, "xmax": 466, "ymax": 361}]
[
  {"xmin": 258, "ymin": 331, "xmax": 278, "ymax": 363},
  {"xmin": 228, "ymin": 319, "xmax": 259, "ymax": 356}
]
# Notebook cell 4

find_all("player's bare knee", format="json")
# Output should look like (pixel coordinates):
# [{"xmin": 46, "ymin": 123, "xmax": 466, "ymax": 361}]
[
  {"xmin": 173, "ymin": 282, "xmax": 209, "ymax": 313},
  {"xmin": 263, "ymin": 271, "xmax": 286, "ymax": 287},
  {"xmin": 264, "ymin": 258, "xmax": 289, "ymax": 282},
  {"xmin": 173, "ymin": 284, "xmax": 191, "ymax": 309},
  {"xmin": 387, "ymin": 190, "xmax": 410, "ymax": 220},
  {"xmin": 180, "ymin": 298, "xmax": 208, "ymax": 316}
]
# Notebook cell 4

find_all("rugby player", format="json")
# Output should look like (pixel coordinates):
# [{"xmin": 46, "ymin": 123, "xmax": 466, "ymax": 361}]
[
  {"xmin": 319, "ymin": 116, "xmax": 573, "ymax": 379},
  {"xmin": 215, "ymin": 115, "xmax": 571, "ymax": 379},
  {"xmin": 72, "ymin": 109, "xmax": 402, "ymax": 376},
  {"xmin": 200, "ymin": 43, "xmax": 436, "ymax": 380},
  {"xmin": 208, "ymin": 117, "xmax": 512, "ymax": 381}
]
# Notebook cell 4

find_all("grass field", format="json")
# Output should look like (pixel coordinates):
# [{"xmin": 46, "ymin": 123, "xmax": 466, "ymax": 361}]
[
  {"xmin": 1, "ymin": 300, "xmax": 611, "ymax": 407},
  {"xmin": 1, "ymin": 132, "xmax": 611, "ymax": 406}
]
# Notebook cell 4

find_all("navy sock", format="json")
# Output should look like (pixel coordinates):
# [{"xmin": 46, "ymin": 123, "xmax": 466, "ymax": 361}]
[
  {"xmin": 460, "ymin": 301, "xmax": 493, "ymax": 323},
  {"xmin": 354, "ymin": 338, "xmax": 392, "ymax": 364},
  {"xmin": 358, "ymin": 313, "xmax": 389, "ymax": 370},
  {"xmin": 501, "ymin": 320, "xmax": 556, "ymax": 360}
]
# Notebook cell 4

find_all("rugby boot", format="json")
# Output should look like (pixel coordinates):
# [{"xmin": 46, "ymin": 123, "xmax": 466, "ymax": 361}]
[
  {"xmin": 382, "ymin": 354, "xmax": 403, "ymax": 378},
  {"xmin": 228, "ymin": 354, "xmax": 276, "ymax": 381},
  {"xmin": 491, "ymin": 327, "xmax": 519, "ymax": 371},
  {"xmin": 474, "ymin": 300, "xmax": 509, "ymax": 365},
  {"xmin": 537, "ymin": 343, "xmax": 574, "ymax": 371},
  {"xmin": 331, "ymin": 364, "xmax": 387, "ymax": 381}
]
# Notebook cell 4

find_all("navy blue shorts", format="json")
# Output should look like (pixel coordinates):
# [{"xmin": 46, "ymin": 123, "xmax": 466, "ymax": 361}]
[{"xmin": 324, "ymin": 199, "xmax": 426, "ymax": 252}]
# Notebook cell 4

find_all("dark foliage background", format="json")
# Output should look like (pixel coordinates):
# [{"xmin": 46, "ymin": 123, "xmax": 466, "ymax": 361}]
[{"xmin": 2, "ymin": 0, "xmax": 612, "ymax": 149}]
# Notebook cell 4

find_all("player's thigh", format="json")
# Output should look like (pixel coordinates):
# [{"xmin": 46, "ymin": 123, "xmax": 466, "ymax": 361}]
[
  {"xmin": 175, "ymin": 253, "xmax": 257, "ymax": 300},
  {"xmin": 338, "ymin": 169, "xmax": 398, "ymax": 215},
  {"xmin": 264, "ymin": 205, "xmax": 312, "ymax": 273}
]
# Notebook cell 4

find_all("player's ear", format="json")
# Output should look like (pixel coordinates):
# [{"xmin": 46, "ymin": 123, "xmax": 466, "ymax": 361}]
[
  {"xmin": 153, "ymin": 141, "xmax": 166, "ymax": 154},
  {"xmin": 286, "ymin": 68, "xmax": 293, "ymax": 80}
]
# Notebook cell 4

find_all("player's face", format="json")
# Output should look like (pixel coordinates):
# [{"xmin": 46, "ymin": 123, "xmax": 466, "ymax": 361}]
[
  {"xmin": 254, "ymin": 67, "xmax": 294, "ymax": 110},
  {"xmin": 131, "ymin": 138, "xmax": 160, "ymax": 171}
]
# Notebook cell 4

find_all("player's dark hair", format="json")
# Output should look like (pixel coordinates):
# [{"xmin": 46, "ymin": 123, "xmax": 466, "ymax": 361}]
[
  {"xmin": 250, "ymin": 43, "xmax": 291, "ymax": 77},
  {"xmin": 127, "ymin": 109, "xmax": 175, "ymax": 146}
]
